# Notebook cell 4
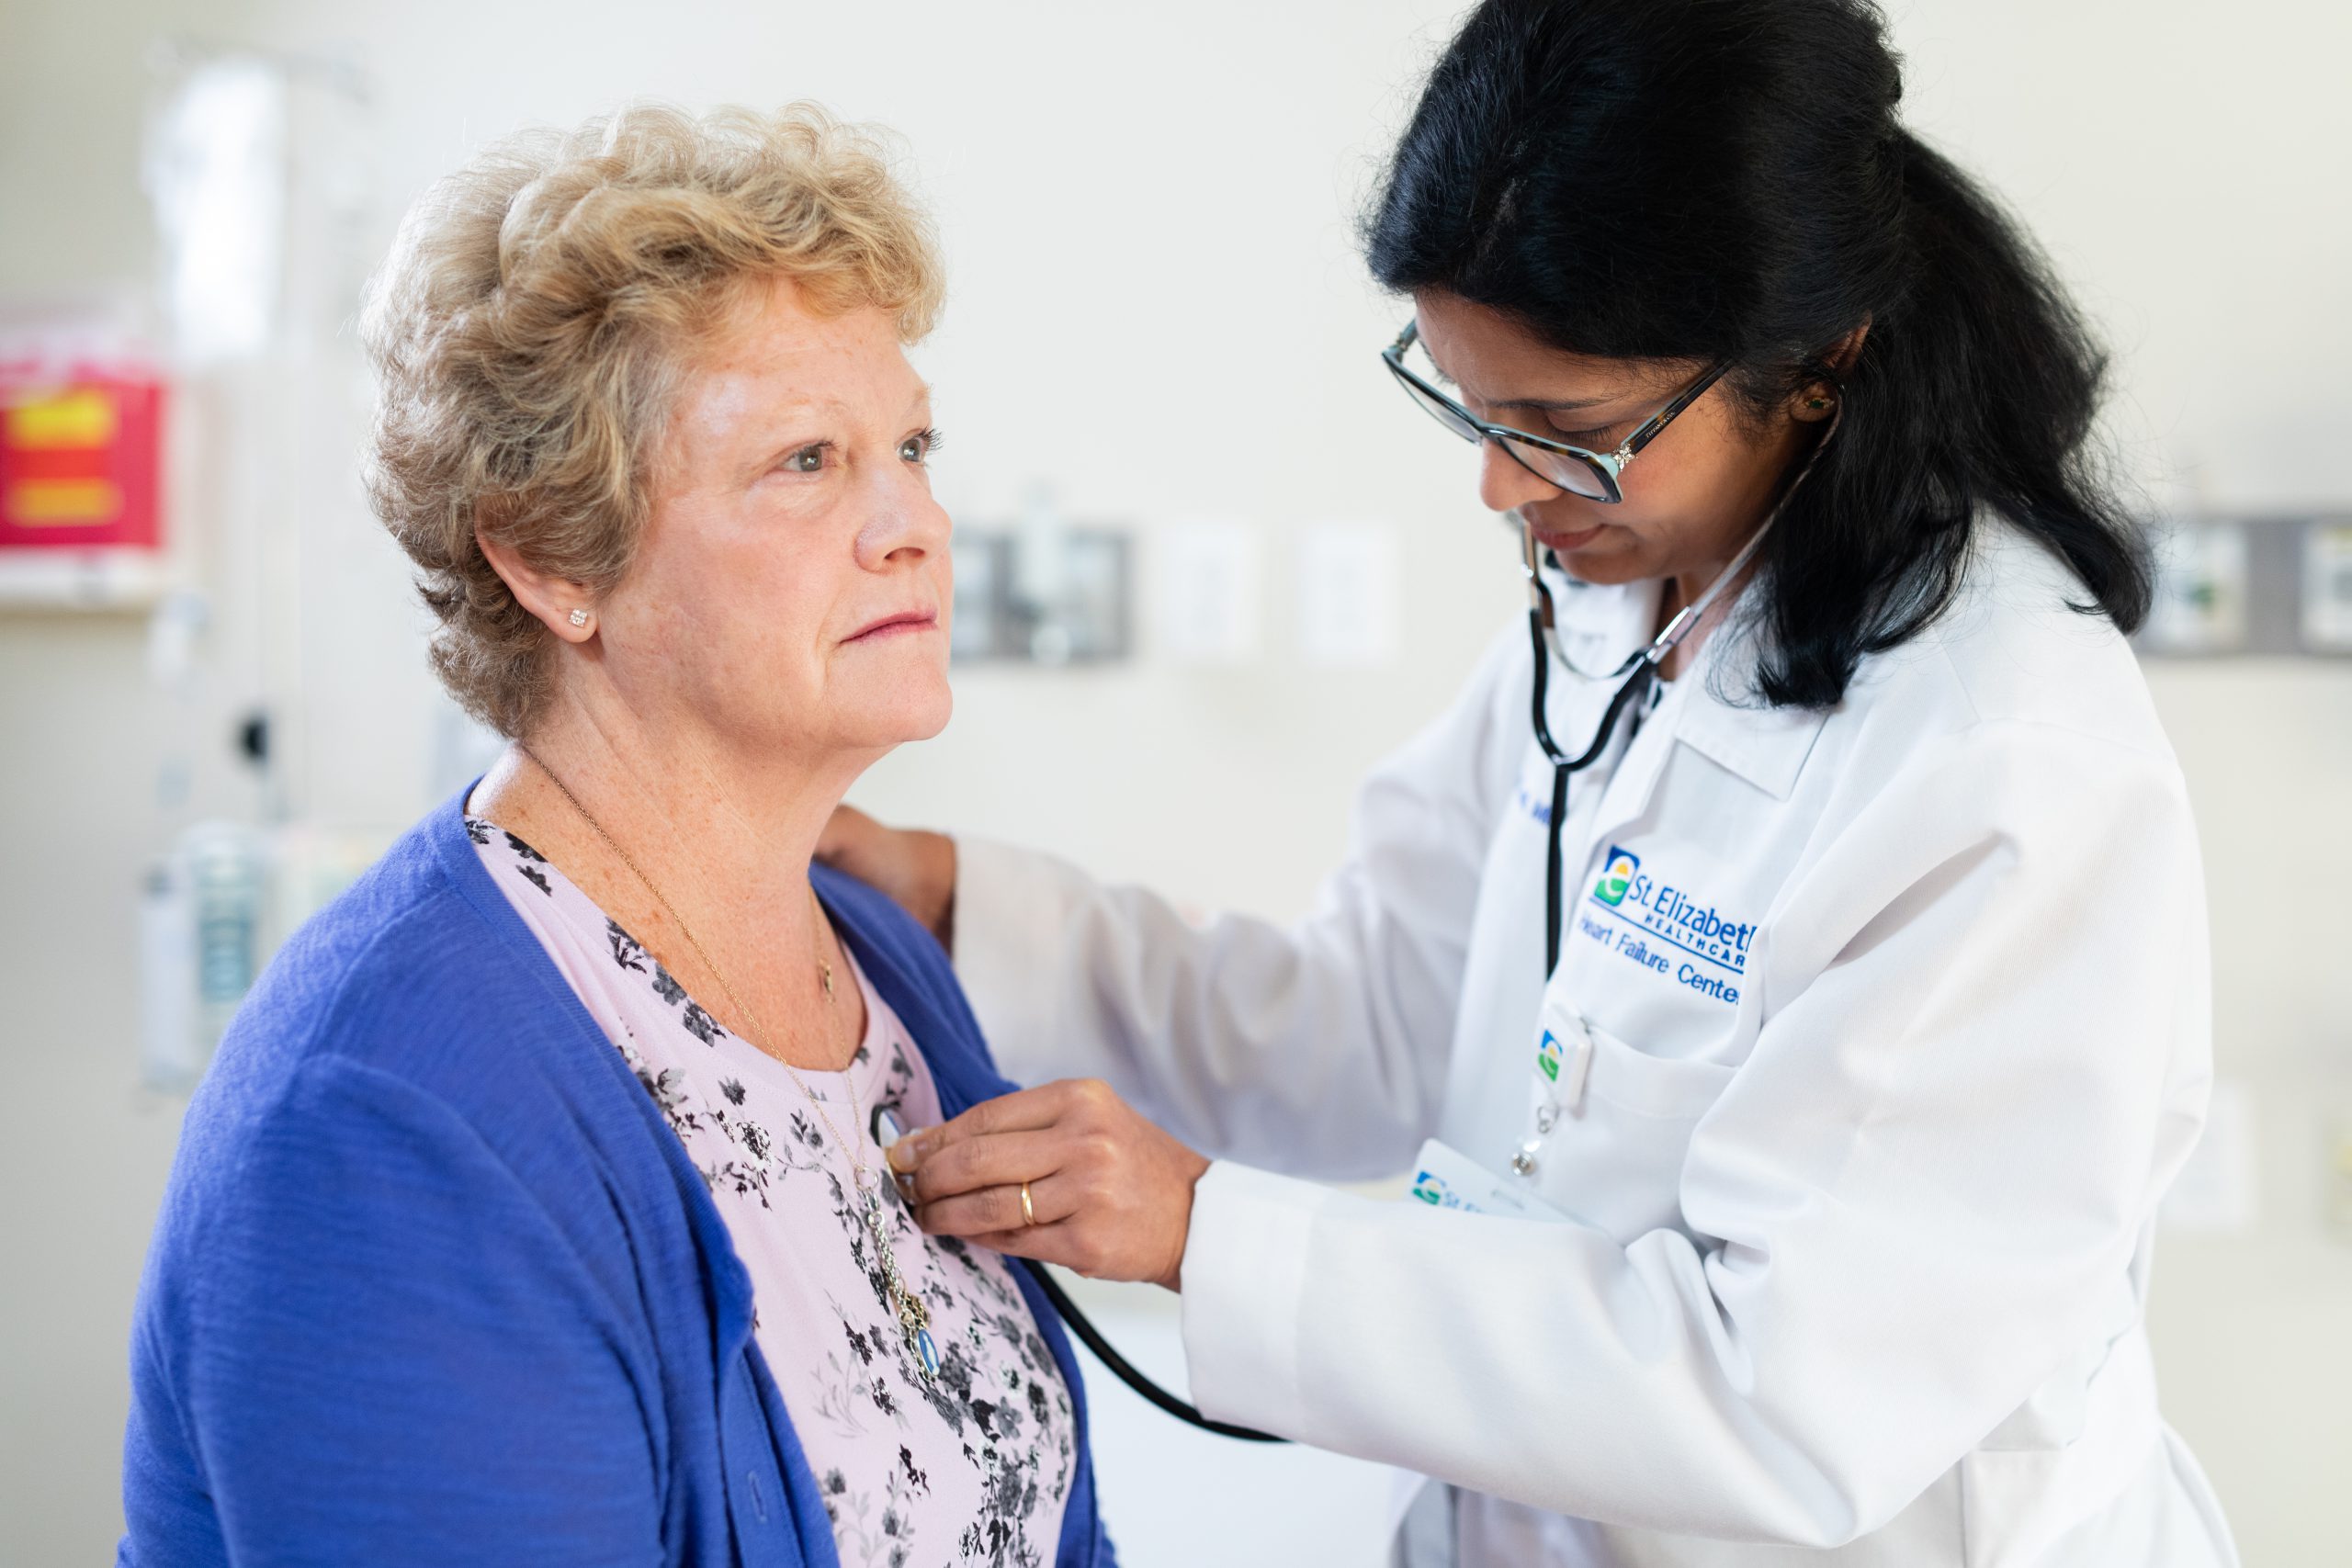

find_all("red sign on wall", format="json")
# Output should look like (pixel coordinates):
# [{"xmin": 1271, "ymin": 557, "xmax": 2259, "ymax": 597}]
[{"xmin": 0, "ymin": 372, "xmax": 166, "ymax": 552}]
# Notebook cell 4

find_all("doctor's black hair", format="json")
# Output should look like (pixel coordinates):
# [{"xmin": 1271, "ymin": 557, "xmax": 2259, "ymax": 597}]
[{"xmin": 1363, "ymin": 0, "xmax": 2150, "ymax": 709}]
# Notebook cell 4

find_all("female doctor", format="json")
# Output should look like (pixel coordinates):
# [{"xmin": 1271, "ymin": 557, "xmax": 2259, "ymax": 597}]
[{"xmin": 826, "ymin": 1, "xmax": 2239, "ymax": 1562}]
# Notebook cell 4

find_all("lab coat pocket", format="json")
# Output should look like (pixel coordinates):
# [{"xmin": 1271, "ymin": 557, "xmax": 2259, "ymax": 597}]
[{"xmin": 1536, "ymin": 1022, "xmax": 1736, "ymax": 1243}]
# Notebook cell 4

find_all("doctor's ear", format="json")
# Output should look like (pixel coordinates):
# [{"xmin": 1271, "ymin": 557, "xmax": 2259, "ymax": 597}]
[
  {"xmin": 476, "ymin": 526, "xmax": 600, "ymax": 643},
  {"xmin": 1791, "ymin": 321, "xmax": 1871, "ymax": 423}
]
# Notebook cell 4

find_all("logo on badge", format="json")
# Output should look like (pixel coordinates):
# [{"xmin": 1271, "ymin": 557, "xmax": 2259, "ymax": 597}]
[
  {"xmin": 1410, "ymin": 1170, "xmax": 1450, "ymax": 1205},
  {"xmin": 1535, "ymin": 1028, "xmax": 1565, "ymax": 1082},
  {"xmin": 1593, "ymin": 846, "xmax": 1640, "ymax": 907}
]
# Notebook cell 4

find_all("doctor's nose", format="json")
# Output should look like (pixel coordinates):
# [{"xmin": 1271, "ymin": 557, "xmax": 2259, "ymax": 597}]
[{"xmin": 1476, "ymin": 436, "xmax": 1568, "ymax": 516}]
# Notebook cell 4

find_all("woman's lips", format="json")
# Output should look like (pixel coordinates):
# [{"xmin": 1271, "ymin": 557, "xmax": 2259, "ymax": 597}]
[{"xmin": 845, "ymin": 610, "xmax": 939, "ymax": 643}]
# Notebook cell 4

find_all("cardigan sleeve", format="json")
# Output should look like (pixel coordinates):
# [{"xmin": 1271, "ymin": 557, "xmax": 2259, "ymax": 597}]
[{"xmin": 126, "ymin": 1053, "xmax": 666, "ymax": 1567}]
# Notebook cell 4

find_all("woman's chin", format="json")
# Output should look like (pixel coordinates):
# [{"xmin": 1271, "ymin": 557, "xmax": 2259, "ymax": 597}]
[
  {"xmin": 844, "ymin": 676, "xmax": 954, "ymax": 750},
  {"xmin": 898, "ymin": 687, "xmax": 954, "ymax": 743}
]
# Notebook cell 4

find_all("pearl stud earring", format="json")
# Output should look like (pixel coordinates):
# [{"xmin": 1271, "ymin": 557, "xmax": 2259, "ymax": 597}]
[{"xmin": 568, "ymin": 608, "xmax": 590, "ymax": 627}]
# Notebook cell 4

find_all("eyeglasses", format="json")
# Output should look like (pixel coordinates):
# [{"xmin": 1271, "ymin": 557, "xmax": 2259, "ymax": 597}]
[{"xmin": 1381, "ymin": 321, "xmax": 1730, "ymax": 503}]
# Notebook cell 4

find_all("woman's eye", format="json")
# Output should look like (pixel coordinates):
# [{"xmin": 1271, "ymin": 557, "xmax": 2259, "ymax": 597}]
[
  {"xmin": 782, "ymin": 443, "xmax": 829, "ymax": 474},
  {"xmin": 899, "ymin": 427, "xmax": 944, "ymax": 465}
]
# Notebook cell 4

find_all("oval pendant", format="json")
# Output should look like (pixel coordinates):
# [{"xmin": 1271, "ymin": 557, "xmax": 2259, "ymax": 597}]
[{"xmin": 915, "ymin": 1326, "xmax": 941, "ymax": 1381}]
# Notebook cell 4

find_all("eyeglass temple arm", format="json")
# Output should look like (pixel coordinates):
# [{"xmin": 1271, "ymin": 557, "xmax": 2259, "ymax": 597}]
[{"xmin": 1617, "ymin": 361, "xmax": 1732, "ymax": 464}]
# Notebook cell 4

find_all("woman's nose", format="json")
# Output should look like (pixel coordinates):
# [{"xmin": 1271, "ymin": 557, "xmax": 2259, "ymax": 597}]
[
  {"xmin": 855, "ymin": 466, "xmax": 953, "ymax": 569},
  {"xmin": 1476, "ymin": 437, "xmax": 1561, "ymax": 515}
]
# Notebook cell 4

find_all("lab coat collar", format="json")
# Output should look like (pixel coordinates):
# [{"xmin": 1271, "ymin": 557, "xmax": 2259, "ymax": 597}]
[
  {"xmin": 1547, "ymin": 570, "xmax": 1660, "ymax": 676},
  {"xmin": 1669, "ymin": 615, "xmax": 1830, "ymax": 802},
  {"xmin": 1672, "ymin": 678, "xmax": 1829, "ymax": 802},
  {"xmin": 1547, "ymin": 564, "xmax": 1828, "ymax": 803}
]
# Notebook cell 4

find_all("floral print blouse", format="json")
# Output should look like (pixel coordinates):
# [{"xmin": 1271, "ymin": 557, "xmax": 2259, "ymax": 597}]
[{"xmin": 469, "ymin": 818, "xmax": 1074, "ymax": 1568}]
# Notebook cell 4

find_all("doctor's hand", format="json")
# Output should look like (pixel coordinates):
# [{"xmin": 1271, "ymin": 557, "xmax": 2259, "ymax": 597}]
[
  {"xmin": 890, "ymin": 1078, "xmax": 1210, "ymax": 1292},
  {"xmin": 816, "ymin": 805, "xmax": 957, "ymax": 951}
]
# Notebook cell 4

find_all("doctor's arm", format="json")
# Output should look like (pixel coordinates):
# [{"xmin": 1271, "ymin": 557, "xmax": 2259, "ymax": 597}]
[
  {"xmin": 910, "ymin": 719, "xmax": 2211, "ymax": 1543},
  {"xmin": 832, "ymin": 624, "xmax": 1532, "ymax": 1179}
]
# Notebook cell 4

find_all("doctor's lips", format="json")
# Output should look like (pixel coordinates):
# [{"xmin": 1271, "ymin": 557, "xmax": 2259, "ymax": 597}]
[
  {"xmin": 1528, "ymin": 519, "xmax": 1608, "ymax": 554},
  {"xmin": 844, "ymin": 606, "xmax": 940, "ymax": 643}
]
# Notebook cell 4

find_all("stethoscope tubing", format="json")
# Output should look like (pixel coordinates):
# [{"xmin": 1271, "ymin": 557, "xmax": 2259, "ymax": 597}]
[{"xmin": 1020, "ymin": 1260, "xmax": 1288, "ymax": 1443}]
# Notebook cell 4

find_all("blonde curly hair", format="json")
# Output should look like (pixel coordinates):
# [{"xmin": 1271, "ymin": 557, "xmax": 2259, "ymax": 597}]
[{"xmin": 362, "ymin": 103, "xmax": 944, "ymax": 739}]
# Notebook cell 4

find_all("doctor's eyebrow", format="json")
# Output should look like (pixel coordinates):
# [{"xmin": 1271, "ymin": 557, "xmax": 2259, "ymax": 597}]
[
  {"xmin": 1424, "ymin": 357, "xmax": 1617, "ymax": 416},
  {"xmin": 1490, "ymin": 394, "xmax": 1613, "ymax": 414}
]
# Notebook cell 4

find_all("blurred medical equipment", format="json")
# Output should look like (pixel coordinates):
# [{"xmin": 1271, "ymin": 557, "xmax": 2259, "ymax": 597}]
[
  {"xmin": 127, "ymin": 43, "xmax": 395, "ymax": 1089},
  {"xmin": 2138, "ymin": 514, "xmax": 2352, "ymax": 657},
  {"xmin": 951, "ymin": 487, "xmax": 1132, "ymax": 664}
]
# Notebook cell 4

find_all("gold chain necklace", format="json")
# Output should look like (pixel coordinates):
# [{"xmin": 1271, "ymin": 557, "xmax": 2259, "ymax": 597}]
[{"xmin": 519, "ymin": 748, "xmax": 941, "ymax": 1385}]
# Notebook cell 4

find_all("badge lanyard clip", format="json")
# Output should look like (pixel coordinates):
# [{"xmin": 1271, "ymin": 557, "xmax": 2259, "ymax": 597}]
[{"xmin": 1510, "ymin": 1003, "xmax": 1593, "ymax": 1180}]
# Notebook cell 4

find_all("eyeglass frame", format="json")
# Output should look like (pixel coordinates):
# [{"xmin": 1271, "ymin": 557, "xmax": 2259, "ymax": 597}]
[{"xmin": 1381, "ymin": 320, "xmax": 1733, "ymax": 505}]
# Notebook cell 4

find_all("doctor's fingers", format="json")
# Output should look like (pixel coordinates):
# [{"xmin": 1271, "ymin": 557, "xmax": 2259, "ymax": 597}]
[
  {"xmin": 957, "ymin": 1220, "xmax": 1113, "ymax": 1275},
  {"xmin": 954, "ymin": 1219, "xmax": 1102, "ymax": 1276},
  {"xmin": 894, "ymin": 1078, "xmax": 1122, "ymax": 1166},
  {"xmin": 915, "ymin": 1171, "xmax": 1082, "ymax": 1239},
  {"xmin": 902, "ymin": 1127, "xmax": 1077, "ymax": 1205}
]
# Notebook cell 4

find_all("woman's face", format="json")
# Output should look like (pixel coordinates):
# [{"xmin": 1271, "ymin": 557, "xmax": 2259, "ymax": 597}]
[
  {"xmin": 1412, "ymin": 289, "xmax": 1816, "ymax": 589},
  {"xmin": 594, "ymin": 276, "xmax": 953, "ymax": 763}
]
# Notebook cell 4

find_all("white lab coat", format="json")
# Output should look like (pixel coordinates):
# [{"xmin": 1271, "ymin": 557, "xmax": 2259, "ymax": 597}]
[{"xmin": 953, "ymin": 522, "xmax": 2239, "ymax": 1567}]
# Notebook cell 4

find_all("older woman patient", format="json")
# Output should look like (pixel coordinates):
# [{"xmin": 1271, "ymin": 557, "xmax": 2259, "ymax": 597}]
[{"xmin": 119, "ymin": 106, "xmax": 1141, "ymax": 1568}]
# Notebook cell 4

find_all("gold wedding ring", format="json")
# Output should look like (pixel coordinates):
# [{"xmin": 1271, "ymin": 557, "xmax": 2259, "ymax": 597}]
[{"xmin": 1020, "ymin": 1181, "xmax": 1037, "ymax": 1227}]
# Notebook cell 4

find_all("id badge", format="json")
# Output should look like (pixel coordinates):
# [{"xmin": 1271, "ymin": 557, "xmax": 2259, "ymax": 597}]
[
  {"xmin": 1532, "ymin": 994, "xmax": 1595, "ymax": 1109},
  {"xmin": 1406, "ymin": 1137, "xmax": 1572, "ymax": 1224}
]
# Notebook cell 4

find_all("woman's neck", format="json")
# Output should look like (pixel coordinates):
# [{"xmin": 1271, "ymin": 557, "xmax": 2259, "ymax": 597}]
[{"xmin": 468, "ymin": 688, "xmax": 876, "ymax": 1070}]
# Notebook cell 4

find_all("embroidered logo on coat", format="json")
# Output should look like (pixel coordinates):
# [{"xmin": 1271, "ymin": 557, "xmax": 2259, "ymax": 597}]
[{"xmin": 1592, "ymin": 846, "xmax": 1640, "ymax": 906}]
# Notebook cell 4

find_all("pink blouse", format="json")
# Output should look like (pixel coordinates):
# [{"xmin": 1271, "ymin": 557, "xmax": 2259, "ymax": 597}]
[{"xmin": 470, "ymin": 818, "xmax": 1074, "ymax": 1567}]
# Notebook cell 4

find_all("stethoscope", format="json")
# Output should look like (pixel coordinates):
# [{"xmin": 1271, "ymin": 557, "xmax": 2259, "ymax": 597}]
[
  {"xmin": 1523, "ymin": 395, "xmax": 1842, "ymax": 979},
  {"xmin": 869, "ymin": 407, "xmax": 1840, "ymax": 1445},
  {"xmin": 1521, "ymin": 514, "xmax": 1769, "ymax": 978}
]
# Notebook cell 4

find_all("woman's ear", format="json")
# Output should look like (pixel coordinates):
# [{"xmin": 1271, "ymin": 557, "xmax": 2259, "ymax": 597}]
[
  {"xmin": 1791, "ymin": 321, "xmax": 1871, "ymax": 423},
  {"xmin": 476, "ymin": 527, "xmax": 598, "ymax": 642}
]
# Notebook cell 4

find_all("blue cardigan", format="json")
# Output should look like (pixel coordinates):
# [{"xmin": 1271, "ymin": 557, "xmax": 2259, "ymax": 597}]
[{"xmin": 119, "ymin": 790, "xmax": 1114, "ymax": 1568}]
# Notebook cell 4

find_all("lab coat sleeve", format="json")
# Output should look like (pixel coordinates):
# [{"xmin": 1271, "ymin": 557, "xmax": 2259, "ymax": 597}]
[
  {"xmin": 952, "ymin": 622, "xmax": 1529, "ymax": 1179},
  {"xmin": 1178, "ymin": 718, "xmax": 2211, "ymax": 1545}
]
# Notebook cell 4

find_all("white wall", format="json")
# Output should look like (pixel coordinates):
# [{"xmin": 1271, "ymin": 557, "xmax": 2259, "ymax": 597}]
[{"xmin": 2, "ymin": 1, "xmax": 2347, "ymax": 1562}]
